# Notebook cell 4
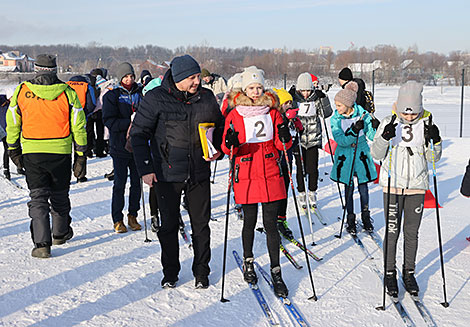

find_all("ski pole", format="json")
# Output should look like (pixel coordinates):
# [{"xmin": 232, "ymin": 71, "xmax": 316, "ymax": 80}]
[
  {"xmin": 294, "ymin": 134, "xmax": 316, "ymax": 246},
  {"xmin": 140, "ymin": 179, "xmax": 151, "ymax": 243},
  {"xmin": 220, "ymin": 144, "xmax": 235, "ymax": 303},
  {"xmin": 319, "ymin": 98, "xmax": 345, "ymax": 212},
  {"xmin": 376, "ymin": 141, "xmax": 393, "ymax": 311},
  {"xmin": 281, "ymin": 142, "xmax": 318, "ymax": 301},
  {"xmin": 429, "ymin": 116, "xmax": 449, "ymax": 308},
  {"xmin": 335, "ymin": 113, "xmax": 365, "ymax": 239},
  {"xmin": 211, "ymin": 160, "xmax": 218, "ymax": 184}
]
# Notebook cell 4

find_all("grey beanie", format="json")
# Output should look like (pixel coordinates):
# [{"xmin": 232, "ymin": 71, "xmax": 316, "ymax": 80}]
[
  {"xmin": 170, "ymin": 55, "xmax": 201, "ymax": 83},
  {"xmin": 296, "ymin": 72, "xmax": 313, "ymax": 91},
  {"xmin": 34, "ymin": 54, "xmax": 57, "ymax": 72},
  {"xmin": 241, "ymin": 66, "xmax": 265, "ymax": 91},
  {"xmin": 116, "ymin": 62, "xmax": 135, "ymax": 82},
  {"xmin": 396, "ymin": 81, "xmax": 423, "ymax": 114}
]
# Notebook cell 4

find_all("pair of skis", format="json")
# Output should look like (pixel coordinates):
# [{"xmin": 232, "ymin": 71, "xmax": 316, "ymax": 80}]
[{"xmin": 233, "ymin": 250, "xmax": 309, "ymax": 326}]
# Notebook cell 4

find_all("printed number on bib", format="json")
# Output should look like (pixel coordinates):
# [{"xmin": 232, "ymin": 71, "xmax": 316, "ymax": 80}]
[
  {"xmin": 244, "ymin": 114, "xmax": 273, "ymax": 143},
  {"xmin": 298, "ymin": 102, "xmax": 316, "ymax": 117},
  {"xmin": 393, "ymin": 120, "xmax": 424, "ymax": 147}
]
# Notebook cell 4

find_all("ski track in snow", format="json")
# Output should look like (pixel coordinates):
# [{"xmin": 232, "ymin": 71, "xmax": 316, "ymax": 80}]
[{"xmin": 0, "ymin": 85, "xmax": 470, "ymax": 326}]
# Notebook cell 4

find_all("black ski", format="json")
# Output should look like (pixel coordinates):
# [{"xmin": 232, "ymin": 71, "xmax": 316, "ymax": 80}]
[{"xmin": 281, "ymin": 233, "xmax": 323, "ymax": 261}]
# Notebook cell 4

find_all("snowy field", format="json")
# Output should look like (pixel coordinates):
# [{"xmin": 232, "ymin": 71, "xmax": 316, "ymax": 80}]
[{"xmin": 0, "ymin": 85, "xmax": 470, "ymax": 326}]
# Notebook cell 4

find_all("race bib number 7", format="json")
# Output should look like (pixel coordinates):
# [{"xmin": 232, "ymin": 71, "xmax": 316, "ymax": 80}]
[
  {"xmin": 244, "ymin": 114, "xmax": 273, "ymax": 143},
  {"xmin": 298, "ymin": 101, "xmax": 316, "ymax": 117}
]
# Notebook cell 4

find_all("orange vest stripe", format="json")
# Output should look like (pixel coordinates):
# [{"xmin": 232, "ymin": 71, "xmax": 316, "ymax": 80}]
[
  {"xmin": 18, "ymin": 84, "xmax": 71, "ymax": 140},
  {"xmin": 66, "ymin": 81, "xmax": 88, "ymax": 109}
]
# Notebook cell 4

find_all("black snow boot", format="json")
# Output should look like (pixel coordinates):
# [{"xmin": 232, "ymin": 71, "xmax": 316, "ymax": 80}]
[
  {"xmin": 195, "ymin": 276, "xmax": 209, "ymax": 289},
  {"xmin": 385, "ymin": 270, "xmax": 399, "ymax": 297},
  {"xmin": 243, "ymin": 257, "xmax": 258, "ymax": 284},
  {"xmin": 52, "ymin": 227, "xmax": 74, "ymax": 245},
  {"xmin": 362, "ymin": 210, "xmax": 374, "ymax": 232},
  {"xmin": 161, "ymin": 276, "xmax": 178, "ymax": 288},
  {"xmin": 346, "ymin": 213, "xmax": 357, "ymax": 235},
  {"xmin": 31, "ymin": 243, "xmax": 51, "ymax": 258},
  {"xmin": 271, "ymin": 266, "xmax": 288, "ymax": 298},
  {"xmin": 402, "ymin": 269, "xmax": 419, "ymax": 296}
]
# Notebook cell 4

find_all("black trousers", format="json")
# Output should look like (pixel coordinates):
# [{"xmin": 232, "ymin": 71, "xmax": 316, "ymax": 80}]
[
  {"xmin": 294, "ymin": 146, "xmax": 319, "ymax": 193},
  {"xmin": 149, "ymin": 186, "xmax": 159, "ymax": 217},
  {"xmin": 242, "ymin": 200, "xmax": 281, "ymax": 268},
  {"xmin": 23, "ymin": 153, "xmax": 72, "ymax": 246},
  {"xmin": 155, "ymin": 179, "xmax": 211, "ymax": 279},
  {"xmin": 2, "ymin": 138, "xmax": 8, "ymax": 170},
  {"xmin": 86, "ymin": 111, "xmax": 105, "ymax": 155}
]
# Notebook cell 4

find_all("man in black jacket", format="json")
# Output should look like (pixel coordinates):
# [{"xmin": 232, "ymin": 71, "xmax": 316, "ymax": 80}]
[{"xmin": 130, "ymin": 55, "xmax": 224, "ymax": 289}]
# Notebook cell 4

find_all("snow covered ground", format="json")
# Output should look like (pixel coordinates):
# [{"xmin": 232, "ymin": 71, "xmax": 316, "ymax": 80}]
[{"xmin": 0, "ymin": 85, "xmax": 470, "ymax": 326}]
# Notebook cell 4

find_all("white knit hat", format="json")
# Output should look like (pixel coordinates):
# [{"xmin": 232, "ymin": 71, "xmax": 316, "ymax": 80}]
[
  {"xmin": 396, "ymin": 81, "xmax": 423, "ymax": 114},
  {"xmin": 296, "ymin": 72, "xmax": 313, "ymax": 91},
  {"xmin": 227, "ymin": 73, "xmax": 242, "ymax": 91},
  {"xmin": 241, "ymin": 66, "xmax": 265, "ymax": 91}
]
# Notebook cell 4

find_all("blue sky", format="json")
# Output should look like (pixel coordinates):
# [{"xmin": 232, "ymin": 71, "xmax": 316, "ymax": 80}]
[{"xmin": 1, "ymin": 0, "xmax": 468, "ymax": 54}]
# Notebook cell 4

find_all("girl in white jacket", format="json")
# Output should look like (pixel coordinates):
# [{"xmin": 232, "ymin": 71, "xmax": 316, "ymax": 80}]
[{"xmin": 371, "ymin": 81, "xmax": 442, "ymax": 297}]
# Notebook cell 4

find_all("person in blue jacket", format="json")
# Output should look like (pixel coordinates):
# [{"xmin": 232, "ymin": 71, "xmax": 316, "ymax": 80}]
[{"xmin": 330, "ymin": 81, "xmax": 377, "ymax": 235}]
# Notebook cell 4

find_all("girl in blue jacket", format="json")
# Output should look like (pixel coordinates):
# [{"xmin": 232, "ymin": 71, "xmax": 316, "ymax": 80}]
[{"xmin": 330, "ymin": 82, "xmax": 377, "ymax": 235}]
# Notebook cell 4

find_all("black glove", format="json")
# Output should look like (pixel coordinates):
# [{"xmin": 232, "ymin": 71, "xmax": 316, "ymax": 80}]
[
  {"xmin": 8, "ymin": 148, "xmax": 24, "ymax": 170},
  {"xmin": 371, "ymin": 117, "xmax": 380, "ymax": 130},
  {"xmin": 225, "ymin": 128, "xmax": 240, "ymax": 149},
  {"xmin": 73, "ymin": 155, "xmax": 87, "ymax": 178},
  {"xmin": 277, "ymin": 121, "xmax": 291, "ymax": 143},
  {"xmin": 381, "ymin": 116, "xmax": 398, "ymax": 141},
  {"xmin": 424, "ymin": 123, "xmax": 441, "ymax": 146},
  {"xmin": 314, "ymin": 89, "xmax": 326, "ymax": 99},
  {"xmin": 351, "ymin": 119, "xmax": 364, "ymax": 135}
]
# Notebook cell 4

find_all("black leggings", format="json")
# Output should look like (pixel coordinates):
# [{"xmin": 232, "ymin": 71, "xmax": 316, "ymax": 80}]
[
  {"xmin": 294, "ymin": 146, "xmax": 319, "ymax": 193},
  {"xmin": 242, "ymin": 200, "xmax": 281, "ymax": 268}
]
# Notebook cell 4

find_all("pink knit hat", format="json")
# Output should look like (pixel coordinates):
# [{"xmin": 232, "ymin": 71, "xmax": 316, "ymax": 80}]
[{"xmin": 334, "ymin": 89, "xmax": 357, "ymax": 108}]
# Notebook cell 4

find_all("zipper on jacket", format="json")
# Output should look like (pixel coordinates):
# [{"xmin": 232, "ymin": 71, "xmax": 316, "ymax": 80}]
[{"xmin": 234, "ymin": 164, "xmax": 240, "ymax": 183}]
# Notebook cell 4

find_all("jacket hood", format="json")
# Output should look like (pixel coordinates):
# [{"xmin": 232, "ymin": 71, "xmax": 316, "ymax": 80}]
[
  {"xmin": 23, "ymin": 81, "xmax": 69, "ymax": 101},
  {"xmin": 227, "ymin": 90, "xmax": 279, "ymax": 109}
]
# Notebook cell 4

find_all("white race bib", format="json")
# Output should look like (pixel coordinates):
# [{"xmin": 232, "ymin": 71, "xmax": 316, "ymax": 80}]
[
  {"xmin": 340, "ymin": 116, "xmax": 364, "ymax": 137},
  {"xmin": 298, "ymin": 101, "xmax": 316, "ymax": 117},
  {"xmin": 243, "ymin": 114, "xmax": 273, "ymax": 143},
  {"xmin": 392, "ymin": 120, "xmax": 425, "ymax": 147}
]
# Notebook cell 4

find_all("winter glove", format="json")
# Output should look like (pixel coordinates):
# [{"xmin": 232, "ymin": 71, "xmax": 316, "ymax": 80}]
[
  {"xmin": 351, "ymin": 119, "xmax": 364, "ymax": 135},
  {"xmin": 225, "ymin": 128, "xmax": 240, "ymax": 149},
  {"xmin": 285, "ymin": 108, "xmax": 299, "ymax": 120},
  {"xmin": 277, "ymin": 121, "xmax": 291, "ymax": 143},
  {"xmin": 381, "ymin": 115, "xmax": 398, "ymax": 141},
  {"xmin": 424, "ymin": 123, "xmax": 441, "ymax": 146},
  {"xmin": 371, "ymin": 117, "xmax": 380, "ymax": 130},
  {"xmin": 8, "ymin": 148, "xmax": 24, "ymax": 170},
  {"xmin": 73, "ymin": 155, "xmax": 87, "ymax": 178},
  {"xmin": 314, "ymin": 89, "xmax": 326, "ymax": 99},
  {"xmin": 293, "ymin": 118, "xmax": 304, "ymax": 133}
]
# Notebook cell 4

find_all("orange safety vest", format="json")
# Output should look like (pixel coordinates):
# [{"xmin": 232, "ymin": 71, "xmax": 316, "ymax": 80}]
[
  {"xmin": 17, "ymin": 84, "xmax": 71, "ymax": 140},
  {"xmin": 66, "ymin": 81, "xmax": 88, "ymax": 109}
]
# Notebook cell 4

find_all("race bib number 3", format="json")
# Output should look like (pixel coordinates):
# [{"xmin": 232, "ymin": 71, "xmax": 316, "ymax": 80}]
[
  {"xmin": 244, "ymin": 114, "xmax": 273, "ymax": 143},
  {"xmin": 392, "ymin": 120, "xmax": 425, "ymax": 147},
  {"xmin": 298, "ymin": 101, "xmax": 316, "ymax": 117}
]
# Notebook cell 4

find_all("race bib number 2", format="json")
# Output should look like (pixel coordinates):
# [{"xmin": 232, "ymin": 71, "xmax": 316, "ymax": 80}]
[{"xmin": 243, "ymin": 114, "xmax": 273, "ymax": 143}]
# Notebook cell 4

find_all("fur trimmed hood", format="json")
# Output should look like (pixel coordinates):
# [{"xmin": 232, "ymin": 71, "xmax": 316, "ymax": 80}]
[{"xmin": 227, "ymin": 90, "xmax": 280, "ymax": 109}]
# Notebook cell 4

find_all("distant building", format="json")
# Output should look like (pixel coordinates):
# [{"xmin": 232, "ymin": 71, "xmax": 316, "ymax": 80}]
[
  {"xmin": 0, "ymin": 51, "xmax": 35, "ymax": 72},
  {"xmin": 136, "ymin": 59, "xmax": 169, "ymax": 78},
  {"xmin": 349, "ymin": 60, "xmax": 384, "ymax": 73}
]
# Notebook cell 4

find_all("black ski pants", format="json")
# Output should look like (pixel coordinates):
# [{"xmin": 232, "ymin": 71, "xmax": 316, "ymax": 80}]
[
  {"xmin": 155, "ymin": 179, "xmax": 211, "ymax": 279},
  {"xmin": 383, "ymin": 193, "xmax": 425, "ymax": 272},
  {"xmin": 2, "ymin": 138, "xmax": 8, "ymax": 171},
  {"xmin": 87, "ymin": 111, "xmax": 105, "ymax": 155},
  {"xmin": 294, "ymin": 146, "xmax": 319, "ymax": 193},
  {"xmin": 242, "ymin": 200, "xmax": 281, "ymax": 268},
  {"xmin": 23, "ymin": 153, "xmax": 72, "ymax": 246}
]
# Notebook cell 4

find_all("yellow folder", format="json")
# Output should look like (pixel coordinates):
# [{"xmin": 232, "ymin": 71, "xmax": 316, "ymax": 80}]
[{"xmin": 198, "ymin": 123, "xmax": 216, "ymax": 159}]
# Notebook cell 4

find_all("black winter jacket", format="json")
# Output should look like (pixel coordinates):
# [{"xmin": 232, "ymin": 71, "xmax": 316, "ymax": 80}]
[
  {"xmin": 130, "ymin": 70, "xmax": 224, "ymax": 183},
  {"xmin": 102, "ymin": 83, "xmax": 142, "ymax": 158},
  {"xmin": 461, "ymin": 159, "xmax": 470, "ymax": 197}
]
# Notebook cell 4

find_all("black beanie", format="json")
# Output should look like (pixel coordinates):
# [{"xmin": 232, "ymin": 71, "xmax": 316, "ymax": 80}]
[
  {"xmin": 170, "ymin": 55, "xmax": 201, "ymax": 83},
  {"xmin": 338, "ymin": 67, "xmax": 353, "ymax": 81}
]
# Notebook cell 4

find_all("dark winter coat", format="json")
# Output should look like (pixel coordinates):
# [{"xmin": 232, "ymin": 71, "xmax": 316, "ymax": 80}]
[
  {"xmin": 102, "ymin": 83, "xmax": 142, "ymax": 158},
  {"xmin": 0, "ymin": 95, "xmax": 8, "ymax": 130},
  {"xmin": 221, "ymin": 91, "xmax": 292, "ymax": 204},
  {"xmin": 461, "ymin": 159, "xmax": 470, "ymax": 197},
  {"xmin": 130, "ymin": 70, "xmax": 224, "ymax": 183}
]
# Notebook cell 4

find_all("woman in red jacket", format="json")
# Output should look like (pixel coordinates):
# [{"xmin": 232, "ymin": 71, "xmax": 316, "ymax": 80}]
[{"xmin": 221, "ymin": 66, "xmax": 292, "ymax": 298}]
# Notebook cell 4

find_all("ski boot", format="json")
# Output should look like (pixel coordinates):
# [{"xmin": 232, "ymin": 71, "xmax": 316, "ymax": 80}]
[
  {"xmin": 243, "ymin": 257, "xmax": 258, "ymax": 284},
  {"xmin": 402, "ymin": 268, "xmax": 419, "ymax": 296},
  {"xmin": 298, "ymin": 191, "xmax": 307, "ymax": 210},
  {"xmin": 277, "ymin": 216, "xmax": 293, "ymax": 239},
  {"xmin": 346, "ymin": 213, "xmax": 357, "ymax": 235},
  {"xmin": 361, "ymin": 209, "xmax": 374, "ymax": 232},
  {"xmin": 385, "ymin": 270, "xmax": 399, "ymax": 298},
  {"xmin": 151, "ymin": 214, "xmax": 160, "ymax": 233},
  {"xmin": 308, "ymin": 190, "xmax": 317, "ymax": 209},
  {"xmin": 271, "ymin": 266, "xmax": 289, "ymax": 298},
  {"xmin": 234, "ymin": 203, "xmax": 243, "ymax": 220},
  {"xmin": 4, "ymin": 169, "xmax": 10, "ymax": 180}
]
